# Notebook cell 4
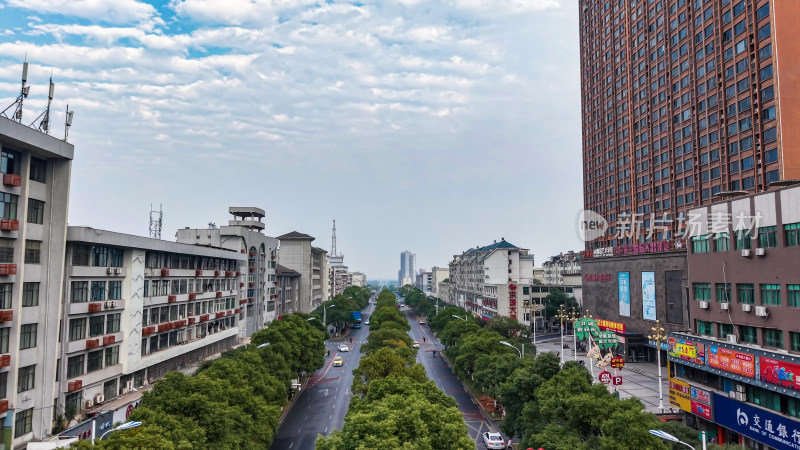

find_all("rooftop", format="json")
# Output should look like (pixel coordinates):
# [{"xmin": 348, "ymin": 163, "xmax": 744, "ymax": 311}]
[{"xmin": 278, "ymin": 231, "xmax": 315, "ymax": 240}]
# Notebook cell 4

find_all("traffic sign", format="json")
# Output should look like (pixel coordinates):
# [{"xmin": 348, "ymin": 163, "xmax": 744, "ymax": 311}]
[
  {"xmin": 598, "ymin": 371, "xmax": 611, "ymax": 384},
  {"xmin": 610, "ymin": 357, "xmax": 625, "ymax": 369},
  {"xmin": 612, "ymin": 376, "xmax": 623, "ymax": 386}
]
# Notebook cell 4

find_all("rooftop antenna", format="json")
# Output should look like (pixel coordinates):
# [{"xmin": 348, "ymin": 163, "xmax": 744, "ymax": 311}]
[
  {"xmin": 30, "ymin": 71, "xmax": 54, "ymax": 134},
  {"xmin": 63, "ymin": 103, "xmax": 74, "ymax": 142},
  {"xmin": 149, "ymin": 204, "xmax": 163, "ymax": 239},
  {"xmin": 1, "ymin": 58, "xmax": 30, "ymax": 122},
  {"xmin": 331, "ymin": 219, "xmax": 338, "ymax": 257}
]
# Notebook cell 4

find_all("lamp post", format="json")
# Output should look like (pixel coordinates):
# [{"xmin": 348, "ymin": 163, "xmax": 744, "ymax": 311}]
[
  {"xmin": 257, "ymin": 342, "xmax": 271, "ymax": 348},
  {"xmin": 569, "ymin": 307, "xmax": 580, "ymax": 362},
  {"xmin": 499, "ymin": 340, "xmax": 523, "ymax": 358},
  {"xmin": 452, "ymin": 314, "xmax": 467, "ymax": 322},
  {"xmin": 649, "ymin": 430, "xmax": 698, "ymax": 450},
  {"xmin": 323, "ymin": 304, "xmax": 336, "ymax": 329},
  {"xmin": 95, "ymin": 420, "xmax": 142, "ymax": 444},
  {"xmin": 555, "ymin": 305, "xmax": 569, "ymax": 367},
  {"xmin": 648, "ymin": 320, "xmax": 667, "ymax": 412}
]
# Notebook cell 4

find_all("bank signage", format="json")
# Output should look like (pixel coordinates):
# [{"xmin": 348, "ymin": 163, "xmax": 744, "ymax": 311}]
[
  {"xmin": 760, "ymin": 357, "xmax": 800, "ymax": 392},
  {"xmin": 713, "ymin": 393, "xmax": 800, "ymax": 450},
  {"xmin": 708, "ymin": 346, "xmax": 755, "ymax": 378}
]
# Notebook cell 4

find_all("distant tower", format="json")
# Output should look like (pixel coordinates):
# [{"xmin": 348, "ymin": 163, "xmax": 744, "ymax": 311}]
[
  {"xmin": 331, "ymin": 219, "xmax": 338, "ymax": 257},
  {"xmin": 149, "ymin": 204, "xmax": 163, "ymax": 239}
]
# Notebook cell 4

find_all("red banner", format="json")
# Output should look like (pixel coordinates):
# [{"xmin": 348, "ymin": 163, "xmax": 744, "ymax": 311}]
[{"xmin": 760, "ymin": 357, "xmax": 800, "ymax": 391}]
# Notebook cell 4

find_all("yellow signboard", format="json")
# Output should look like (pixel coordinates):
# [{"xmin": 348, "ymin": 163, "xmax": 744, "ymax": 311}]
[{"xmin": 668, "ymin": 376, "xmax": 691, "ymax": 412}]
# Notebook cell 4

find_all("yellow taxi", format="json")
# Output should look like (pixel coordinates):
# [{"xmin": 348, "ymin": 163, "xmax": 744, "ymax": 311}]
[{"xmin": 333, "ymin": 356, "xmax": 344, "ymax": 367}]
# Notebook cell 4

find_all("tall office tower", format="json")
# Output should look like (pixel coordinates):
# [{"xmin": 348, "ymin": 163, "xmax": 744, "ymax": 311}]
[
  {"xmin": 580, "ymin": 0, "xmax": 800, "ymax": 250},
  {"xmin": 398, "ymin": 251, "xmax": 416, "ymax": 286}
]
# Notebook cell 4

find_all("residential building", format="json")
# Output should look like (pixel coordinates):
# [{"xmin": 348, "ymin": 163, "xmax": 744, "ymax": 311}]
[
  {"xmin": 448, "ymin": 239, "xmax": 534, "ymax": 321},
  {"xmin": 437, "ymin": 280, "xmax": 451, "ymax": 305},
  {"xmin": 350, "ymin": 272, "xmax": 366, "ymax": 287},
  {"xmin": 0, "ymin": 116, "xmax": 73, "ymax": 447},
  {"xmin": 275, "ymin": 264, "xmax": 300, "ymax": 316},
  {"xmin": 277, "ymin": 232, "xmax": 327, "ymax": 313},
  {"xmin": 533, "ymin": 267, "xmax": 545, "ymax": 284},
  {"xmin": 666, "ymin": 184, "xmax": 800, "ymax": 447},
  {"xmin": 542, "ymin": 251, "xmax": 581, "ymax": 285},
  {"xmin": 415, "ymin": 270, "xmax": 432, "ymax": 292},
  {"xmin": 430, "ymin": 267, "xmax": 449, "ymax": 295},
  {"xmin": 398, "ymin": 251, "xmax": 415, "ymax": 286},
  {"xmin": 175, "ymin": 207, "xmax": 279, "ymax": 334},
  {"xmin": 57, "ymin": 227, "xmax": 246, "ymax": 435},
  {"xmin": 580, "ymin": 0, "xmax": 800, "ymax": 250}
]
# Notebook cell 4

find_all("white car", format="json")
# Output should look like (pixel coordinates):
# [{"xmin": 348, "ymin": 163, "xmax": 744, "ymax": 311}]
[
  {"xmin": 337, "ymin": 344, "xmax": 349, "ymax": 352},
  {"xmin": 412, "ymin": 342, "xmax": 420, "ymax": 349},
  {"xmin": 364, "ymin": 320, "xmax": 370, "ymax": 325},
  {"xmin": 482, "ymin": 432, "xmax": 506, "ymax": 449}
]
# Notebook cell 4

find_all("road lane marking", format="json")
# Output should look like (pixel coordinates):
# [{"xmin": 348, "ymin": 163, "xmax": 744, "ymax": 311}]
[{"xmin": 289, "ymin": 442, "xmax": 294, "ymax": 448}]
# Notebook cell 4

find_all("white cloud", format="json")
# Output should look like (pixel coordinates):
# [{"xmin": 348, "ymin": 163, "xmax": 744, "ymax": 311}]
[
  {"xmin": 6, "ymin": 0, "xmax": 161, "ymax": 26},
  {"xmin": 170, "ymin": 0, "xmax": 317, "ymax": 25}
]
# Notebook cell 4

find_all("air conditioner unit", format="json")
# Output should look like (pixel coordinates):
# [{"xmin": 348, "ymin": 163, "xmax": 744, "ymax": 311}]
[
  {"xmin": 123, "ymin": 380, "xmax": 134, "ymax": 394},
  {"xmin": 736, "ymin": 384, "xmax": 745, "ymax": 393},
  {"xmin": 727, "ymin": 334, "xmax": 738, "ymax": 344},
  {"xmin": 728, "ymin": 390, "xmax": 736, "ymax": 398},
  {"xmin": 85, "ymin": 400, "xmax": 94, "ymax": 408},
  {"xmin": 114, "ymin": 268, "xmax": 121, "ymax": 275},
  {"xmin": 742, "ymin": 303, "xmax": 752, "ymax": 312},
  {"xmin": 741, "ymin": 249, "xmax": 751, "ymax": 257},
  {"xmin": 106, "ymin": 268, "xmax": 113, "ymax": 275},
  {"xmin": 721, "ymin": 302, "xmax": 730, "ymax": 310},
  {"xmin": 736, "ymin": 392, "xmax": 746, "ymax": 402},
  {"xmin": 699, "ymin": 301, "xmax": 709, "ymax": 309},
  {"xmin": 755, "ymin": 306, "xmax": 768, "ymax": 317},
  {"xmin": 755, "ymin": 248, "xmax": 766, "ymax": 257},
  {"xmin": 94, "ymin": 394, "xmax": 104, "ymax": 404}
]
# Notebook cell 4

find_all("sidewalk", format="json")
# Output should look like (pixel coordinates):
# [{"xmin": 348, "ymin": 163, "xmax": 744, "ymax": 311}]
[{"xmin": 535, "ymin": 337, "xmax": 671, "ymax": 414}]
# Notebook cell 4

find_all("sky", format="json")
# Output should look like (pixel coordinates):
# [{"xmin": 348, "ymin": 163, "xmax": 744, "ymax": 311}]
[{"xmin": 0, "ymin": 0, "xmax": 583, "ymax": 279}]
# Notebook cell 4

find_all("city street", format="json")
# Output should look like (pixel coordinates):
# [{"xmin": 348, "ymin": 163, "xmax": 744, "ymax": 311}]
[
  {"xmin": 269, "ymin": 304, "xmax": 374, "ymax": 450},
  {"xmin": 403, "ymin": 308, "xmax": 510, "ymax": 450}
]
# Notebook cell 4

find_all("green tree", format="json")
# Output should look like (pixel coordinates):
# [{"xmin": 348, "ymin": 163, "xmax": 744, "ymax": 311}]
[
  {"xmin": 488, "ymin": 315, "xmax": 528, "ymax": 338},
  {"xmin": 369, "ymin": 305, "xmax": 409, "ymax": 332},
  {"xmin": 362, "ymin": 327, "xmax": 414, "ymax": 354},
  {"xmin": 498, "ymin": 352, "xmax": 560, "ymax": 438},
  {"xmin": 438, "ymin": 319, "xmax": 480, "ymax": 348},
  {"xmin": 544, "ymin": 288, "xmax": 580, "ymax": 322},
  {"xmin": 351, "ymin": 347, "xmax": 426, "ymax": 395},
  {"xmin": 452, "ymin": 329, "xmax": 514, "ymax": 377},
  {"xmin": 472, "ymin": 353, "xmax": 529, "ymax": 399}
]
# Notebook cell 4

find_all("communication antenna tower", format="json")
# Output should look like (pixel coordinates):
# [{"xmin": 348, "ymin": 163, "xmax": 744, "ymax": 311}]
[
  {"xmin": 1, "ymin": 59, "xmax": 30, "ymax": 122},
  {"xmin": 30, "ymin": 74, "xmax": 55, "ymax": 134},
  {"xmin": 331, "ymin": 219, "xmax": 338, "ymax": 257},
  {"xmin": 63, "ymin": 103, "xmax": 74, "ymax": 142},
  {"xmin": 149, "ymin": 204, "xmax": 163, "ymax": 240}
]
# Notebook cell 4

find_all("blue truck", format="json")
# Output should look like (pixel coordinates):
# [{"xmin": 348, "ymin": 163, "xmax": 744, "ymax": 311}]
[{"xmin": 352, "ymin": 311, "xmax": 362, "ymax": 328}]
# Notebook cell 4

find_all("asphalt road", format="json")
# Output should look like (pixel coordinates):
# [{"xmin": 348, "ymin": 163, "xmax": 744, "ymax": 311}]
[
  {"xmin": 269, "ymin": 303, "xmax": 374, "ymax": 450},
  {"xmin": 403, "ymin": 308, "xmax": 511, "ymax": 450}
]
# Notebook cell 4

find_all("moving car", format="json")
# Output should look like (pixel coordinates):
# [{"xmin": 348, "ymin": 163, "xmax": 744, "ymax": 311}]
[
  {"xmin": 412, "ymin": 342, "xmax": 420, "ymax": 349},
  {"xmin": 418, "ymin": 319, "xmax": 426, "ymax": 325},
  {"xmin": 333, "ymin": 356, "xmax": 343, "ymax": 367},
  {"xmin": 364, "ymin": 320, "xmax": 370, "ymax": 325},
  {"xmin": 482, "ymin": 432, "xmax": 506, "ymax": 449},
  {"xmin": 337, "ymin": 344, "xmax": 349, "ymax": 352}
]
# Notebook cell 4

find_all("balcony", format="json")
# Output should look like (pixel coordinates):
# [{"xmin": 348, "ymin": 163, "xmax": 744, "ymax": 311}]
[
  {"xmin": 89, "ymin": 302, "xmax": 102, "ymax": 313},
  {"xmin": 174, "ymin": 319, "xmax": 187, "ymax": 328},
  {"xmin": 214, "ymin": 270, "xmax": 220, "ymax": 277},
  {"xmin": 142, "ymin": 326, "xmax": 155, "ymax": 336},
  {"xmin": 0, "ymin": 265, "xmax": 16, "ymax": 276},
  {"xmin": 249, "ymin": 282, "xmax": 255, "ymax": 287},
  {"xmin": 249, "ymin": 267, "xmax": 255, "ymax": 272},
  {"xmin": 226, "ymin": 310, "xmax": 232, "ymax": 316},
  {"xmin": 67, "ymin": 380, "xmax": 82, "ymax": 392},
  {"xmin": 189, "ymin": 293, "xmax": 197, "ymax": 300},
  {"xmin": 0, "ymin": 219, "xmax": 19, "ymax": 231},
  {"xmin": 248, "ymin": 297, "xmax": 254, "ymax": 303},
  {"xmin": 0, "ymin": 310, "xmax": 12, "ymax": 322},
  {"xmin": 195, "ymin": 270, "xmax": 203, "ymax": 276},
  {"xmin": 235, "ymin": 271, "xmax": 241, "ymax": 277},
  {"xmin": 0, "ymin": 354, "xmax": 10, "ymax": 367},
  {"xmin": 199, "ymin": 314, "xmax": 209, "ymax": 322},
  {"xmin": 239, "ymin": 299, "xmax": 247, "ymax": 305},
  {"xmin": 102, "ymin": 335, "xmax": 116, "ymax": 346},
  {"xmin": 2, "ymin": 174, "xmax": 21, "ymax": 186},
  {"xmin": 158, "ymin": 323, "xmax": 173, "ymax": 332},
  {"xmin": 160, "ymin": 269, "xmax": 170, "ymax": 277},
  {"xmin": 188, "ymin": 317, "xmax": 196, "ymax": 325},
  {"xmin": 226, "ymin": 271, "xmax": 233, "ymax": 277},
  {"xmin": 216, "ymin": 291, "xmax": 222, "ymax": 298},
  {"xmin": 86, "ymin": 339, "xmax": 100, "ymax": 350},
  {"xmin": 215, "ymin": 312, "xmax": 225, "ymax": 318},
  {"xmin": 168, "ymin": 295, "xmax": 177, "ymax": 303},
  {"xmin": 234, "ymin": 308, "xmax": 240, "ymax": 314}
]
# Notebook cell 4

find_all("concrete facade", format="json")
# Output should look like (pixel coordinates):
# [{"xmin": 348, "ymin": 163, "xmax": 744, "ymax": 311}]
[
  {"xmin": 430, "ymin": 267, "xmax": 449, "ymax": 295},
  {"xmin": 398, "ymin": 251, "xmax": 415, "ymax": 286},
  {"xmin": 542, "ymin": 251, "xmax": 581, "ymax": 285},
  {"xmin": 277, "ymin": 232, "xmax": 327, "ymax": 313},
  {"xmin": 349, "ymin": 272, "xmax": 366, "ymax": 287},
  {"xmin": 275, "ymin": 264, "xmax": 300, "ymax": 316},
  {"xmin": 0, "ymin": 117, "xmax": 73, "ymax": 448}
]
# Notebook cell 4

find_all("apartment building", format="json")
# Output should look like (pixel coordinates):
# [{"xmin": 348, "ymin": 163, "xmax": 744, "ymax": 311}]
[
  {"xmin": 430, "ymin": 267, "xmax": 449, "ymax": 296},
  {"xmin": 415, "ymin": 271, "xmax": 432, "ymax": 292},
  {"xmin": 350, "ymin": 272, "xmax": 366, "ymax": 287},
  {"xmin": 175, "ymin": 206, "xmax": 279, "ymax": 333},
  {"xmin": 448, "ymin": 239, "xmax": 534, "ymax": 321},
  {"xmin": 0, "ymin": 117, "xmax": 73, "ymax": 447},
  {"xmin": 277, "ymin": 232, "xmax": 327, "ymax": 313},
  {"xmin": 581, "ymin": 0, "xmax": 800, "ymax": 249},
  {"xmin": 275, "ymin": 264, "xmax": 300, "ymax": 316},
  {"xmin": 56, "ymin": 227, "xmax": 247, "ymax": 430},
  {"xmin": 398, "ymin": 251, "xmax": 415, "ymax": 286},
  {"xmin": 542, "ymin": 251, "xmax": 582, "ymax": 285},
  {"xmin": 666, "ymin": 183, "xmax": 800, "ymax": 447}
]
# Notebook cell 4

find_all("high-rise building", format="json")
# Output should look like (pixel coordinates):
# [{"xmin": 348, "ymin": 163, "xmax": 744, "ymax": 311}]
[
  {"xmin": 398, "ymin": 251, "xmax": 415, "ymax": 286},
  {"xmin": 580, "ymin": 0, "xmax": 800, "ymax": 250},
  {"xmin": 276, "ymin": 232, "xmax": 327, "ymax": 313}
]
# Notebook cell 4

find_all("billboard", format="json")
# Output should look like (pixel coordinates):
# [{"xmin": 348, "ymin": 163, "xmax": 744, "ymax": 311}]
[
  {"xmin": 760, "ymin": 357, "xmax": 800, "ymax": 392},
  {"xmin": 713, "ymin": 393, "xmax": 800, "ymax": 450},
  {"xmin": 708, "ymin": 345, "xmax": 755, "ymax": 378},
  {"xmin": 618, "ymin": 272, "xmax": 630, "ymax": 317},
  {"xmin": 668, "ymin": 336, "xmax": 706, "ymax": 365},
  {"xmin": 642, "ymin": 271, "xmax": 656, "ymax": 320},
  {"xmin": 668, "ymin": 377, "xmax": 691, "ymax": 412},
  {"xmin": 690, "ymin": 386, "xmax": 713, "ymax": 420}
]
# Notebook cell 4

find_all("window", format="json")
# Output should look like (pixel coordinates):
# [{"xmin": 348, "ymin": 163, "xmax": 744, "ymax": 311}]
[
  {"xmin": 17, "ymin": 365, "xmax": 35, "ymax": 392},
  {"xmin": 0, "ymin": 371, "xmax": 6, "ymax": 399},
  {"xmin": 788, "ymin": 285, "xmax": 800, "ymax": 308},
  {"xmin": 785, "ymin": 223, "xmax": 800, "ymax": 247},
  {"xmin": 106, "ymin": 313, "xmax": 121, "ymax": 334},
  {"xmin": 67, "ymin": 354, "xmax": 84, "ymax": 378},
  {"xmin": 761, "ymin": 284, "xmax": 781, "ymax": 306},
  {"xmin": 692, "ymin": 236, "xmax": 710, "ymax": 253},
  {"xmin": 108, "ymin": 280, "xmax": 121, "ymax": 300},
  {"xmin": 19, "ymin": 324, "xmax": 36, "ymax": 350},
  {"xmin": 93, "ymin": 246, "xmax": 109, "ymax": 267},
  {"xmin": 71, "ymin": 281, "xmax": 89, "ymax": 303},
  {"xmin": 764, "ymin": 329, "xmax": 783, "ymax": 348},
  {"xmin": 104, "ymin": 379, "xmax": 117, "ymax": 400},
  {"xmin": 760, "ymin": 64, "xmax": 773, "ymax": 80},
  {"xmin": 693, "ymin": 283, "xmax": 711, "ymax": 301},
  {"xmin": 65, "ymin": 391, "xmax": 82, "ymax": 415},
  {"xmin": 716, "ymin": 283, "xmax": 732, "ymax": 303},
  {"xmin": 792, "ymin": 332, "xmax": 800, "ymax": 352},
  {"xmin": 0, "ymin": 327, "xmax": 8, "ymax": 354},
  {"xmin": 697, "ymin": 320, "xmax": 714, "ymax": 336},
  {"xmin": 69, "ymin": 318, "xmax": 86, "ymax": 341},
  {"xmin": 24, "ymin": 240, "xmax": 41, "ymax": 264},
  {"xmin": 758, "ymin": 23, "xmax": 771, "ymax": 41},
  {"xmin": 758, "ymin": 226, "xmax": 777, "ymax": 248},
  {"xmin": 22, "ymin": 282, "xmax": 38, "ymax": 307},
  {"xmin": 109, "ymin": 248, "xmax": 123, "ymax": 267},
  {"xmin": 14, "ymin": 408, "xmax": 32, "ymax": 437},
  {"xmin": 1, "ymin": 149, "xmax": 19, "ymax": 175},
  {"xmin": 720, "ymin": 323, "xmax": 734, "ymax": 339},
  {"xmin": 29, "ymin": 157, "xmax": 46, "ymax": 183},
  {"xmin": 27, "ymin": 199, "xmax": 44, "ymax": 224},
  {"xmin": 738, "ymin": 283, "xmax": 755, "ymax": 304},
  {"xmin": 0, "ymin": 283, "xmax": 11, "ymax": 309},
  {"xmin": 105, "ymin": 345, "xmax": 119, "ymax": 367},
  {"xmin": 740, "ymin": 325, "xmax": 757, "ymax": 344},
  {"xmin": 87, "ymin": 350, "xmax": 103, "ymax": 372},
  {"xmin": 91, "ymin": 281, "xmax": 105, "ymax": 301},
  {"xmin": 764, "ymin": 127, "xmax": 777, "ymax": 143},
  {"xmin": 89, "ymin": 315, "xmax": 104, "ymax": 337},
  {"xmin": 0, "ymin": 193, "xmax": 17, "ymax": 220}
]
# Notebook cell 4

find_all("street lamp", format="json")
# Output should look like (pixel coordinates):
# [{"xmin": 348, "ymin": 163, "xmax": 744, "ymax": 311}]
[
  {"xmin": 569, "ymin": 307, "xmax": 580, "ymax": 362},
  {"xmin": 555, "ymin": 305, "xmax": 569, "ymax": 367},
  {"xmin": 499, "ymin": 340, "xmax": 523, "ymax": 358},
  {"xmin": 648, "ymin": 320, "xmax": 667, "ymax": 412},
  {"xmin": 95, "ymin": 420, "xmax": 142, "ymax": 444},
  {"xmin": 257, "ymin": 342, "xmax": 271, "ymax": 348},
  {"xmin": 452, "ymin": 314, "xmax": 467, "ymax": 321},
  {"xmin": 649, "ymin": 429, "xmax": 698, "ymax": 450},
  {"xmin": 323, "ymin": 304, "xmax": 336, "ymax": 328}
]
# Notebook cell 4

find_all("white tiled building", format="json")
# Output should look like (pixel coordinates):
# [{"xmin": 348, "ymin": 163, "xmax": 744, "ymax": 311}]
[
  {"xmin": 542, "ymin": 251, "xmax": 581, "ymax": 285},
  {"xmin": 277, "ymin": 232, "xmax": 328, "ymax": 313}
]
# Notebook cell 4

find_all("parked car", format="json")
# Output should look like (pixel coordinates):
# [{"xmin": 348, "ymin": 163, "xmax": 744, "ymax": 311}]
[
  {"xmin": 337, "ymin": 344, "xmax": 349, "ymax": 352},
  {"xmin": 333, "ymin": 356, "xmax": 344, "ymax": 367},
  {"xmin": 482, "ymin": 432, "xmax": 506, "ymax": 449},
  {"xmin": 412, "ymin": 342, "xmax": 420, "ymax": 349}
]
